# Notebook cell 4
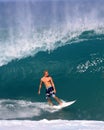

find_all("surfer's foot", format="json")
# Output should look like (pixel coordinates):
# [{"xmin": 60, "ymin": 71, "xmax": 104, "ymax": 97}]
[
  {"xmin": 58, "ymin": 100, "xmax": 63, "ymax": 106},
  {"xmin": 49, "ymin": 103, "xmax": 54, "ymax": 106},
  {"xmin": 54, "ymin": 96, "xmax": 63, "ymax": 105},
  {"xmin": 59, "ymin": 102, "xmax": 63, "ymax": 106},
  {"xmin": 48, "ymin": 102, "xmax": 54, "ymax": 106}
]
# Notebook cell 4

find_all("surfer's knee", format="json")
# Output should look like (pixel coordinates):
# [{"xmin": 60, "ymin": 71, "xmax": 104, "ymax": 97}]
[
  {"xmin": 51, "ymin": 93, "xmax": 56, "ymax": 98},
  {"xmin": 52, "ymin": 94, "xmax": 56, "ymax": 98}
]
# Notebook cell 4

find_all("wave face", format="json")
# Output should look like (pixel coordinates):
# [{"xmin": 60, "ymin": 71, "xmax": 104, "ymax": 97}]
[{"xmin": 0, "ymin": 0, "xmax": 104, "ymax": 121}]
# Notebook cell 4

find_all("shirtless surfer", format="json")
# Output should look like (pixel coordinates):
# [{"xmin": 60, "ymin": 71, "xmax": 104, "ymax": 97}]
[{"xmin": 38, "ymin": 70, "xmax": 62, "ymax": 106}]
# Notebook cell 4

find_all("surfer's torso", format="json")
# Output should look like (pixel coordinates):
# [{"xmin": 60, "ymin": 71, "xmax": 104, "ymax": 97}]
[{"xmin": 41, "ymin": 76, "xmax": 53, "ymax": 89}]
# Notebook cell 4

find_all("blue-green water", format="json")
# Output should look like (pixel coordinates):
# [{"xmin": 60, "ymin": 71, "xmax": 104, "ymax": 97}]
[{"xmin": 0, "ymin": 0, "xmax": 104, "ymax": 122}]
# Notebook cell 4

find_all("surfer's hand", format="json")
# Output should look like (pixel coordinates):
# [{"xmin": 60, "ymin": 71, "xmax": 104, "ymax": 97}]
[
  {"xmin": 54, "ymin": 89, "xmax": 56, "ymax": 93},
  {"xmin": 38, "ymin": 90, "xmax": 40, "ymax": 95}
]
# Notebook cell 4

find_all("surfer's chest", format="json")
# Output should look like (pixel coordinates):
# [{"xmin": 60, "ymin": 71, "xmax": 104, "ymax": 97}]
[{"xmin": 43, "ymin": 78, "xmax": 51, "ymax": 83}]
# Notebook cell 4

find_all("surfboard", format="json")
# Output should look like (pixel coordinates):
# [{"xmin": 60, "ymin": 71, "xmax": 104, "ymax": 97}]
[{"xmin": 52, "ymin": 100, "xmax": 76, "ymax": 109}]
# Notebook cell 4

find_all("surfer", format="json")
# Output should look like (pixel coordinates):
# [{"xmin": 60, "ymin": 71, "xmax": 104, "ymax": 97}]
[{"xmin": 38, "ymin": 70, "xmax": 62, "ymax": 106}]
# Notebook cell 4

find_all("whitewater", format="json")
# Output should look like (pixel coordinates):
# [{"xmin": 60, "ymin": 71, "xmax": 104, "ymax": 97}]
[
  {"xmin": 0, "ymin": 120, "xmax": 104, "ymax": 130},
  {"xmin": 0, "ymin": 99, "xmax": 104, "ymax": 130}
]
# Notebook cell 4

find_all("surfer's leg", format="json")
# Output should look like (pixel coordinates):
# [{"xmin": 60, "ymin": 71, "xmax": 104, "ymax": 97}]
[
  {"xmin": 53, "ymin": 96, "xmax": 62, "ymax": 105},
  {"xmin": 47, "ymin": 98, "xmax": 53, "ymax": 106},
  {"xmin": 46, "ymin": 88, "xmax": 53, "ymax": 106}
]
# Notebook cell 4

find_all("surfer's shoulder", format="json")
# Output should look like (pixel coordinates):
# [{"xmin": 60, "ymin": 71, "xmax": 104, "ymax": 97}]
[
  {"xmin": 41, "ymin": 77, "xmax": 44, "ymax": 81},
  {"xmin": 48, "ymin": 76, "xmax": 52, "ymax": 79},
  {"xmin": 48, "ymin": 76, "xmax": 53, "ymax": 82}
]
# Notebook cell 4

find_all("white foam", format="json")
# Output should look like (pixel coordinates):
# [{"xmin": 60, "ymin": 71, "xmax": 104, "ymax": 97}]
[
  {"xmin": 0, "ymin": 119, "xmax": 104, "ymax": 130},
  {"xmin": 0, "ymin": 99, "xmax": 58, "ymax": 119},
  {"xmin": 77, "ymin": 56, "xmax": 104, "ymax": 73}
]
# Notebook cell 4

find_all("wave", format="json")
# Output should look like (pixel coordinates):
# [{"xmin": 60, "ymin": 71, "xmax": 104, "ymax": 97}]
[
  {"xmin": 0, "ymin": 37, "xmax": 104, "ymax": 121},
  {"xmin": 0, "ymin": 0, "xmax": 104, "ymax": 121},
  {"xmin": 0, "ymin": 36, "xmax": 104, "ymax": 120}
]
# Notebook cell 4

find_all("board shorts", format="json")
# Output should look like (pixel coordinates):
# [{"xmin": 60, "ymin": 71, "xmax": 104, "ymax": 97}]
[{"xmin": 46, "ymin": 86, "xmax": 55, "ymax": 99}]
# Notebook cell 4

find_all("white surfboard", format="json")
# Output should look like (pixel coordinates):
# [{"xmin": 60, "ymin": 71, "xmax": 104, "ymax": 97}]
[{"xmin": 52, "ymin": 100, "xmax": 76, "ymax": 110}]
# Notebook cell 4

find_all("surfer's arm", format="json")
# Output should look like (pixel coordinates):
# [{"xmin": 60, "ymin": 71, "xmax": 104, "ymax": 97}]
[
  {"xmin": 50, "ymin": 77, "xmax": 56, "ymax": 93},
  {"xmin": 38, "ymin": 79, "xmax": 43, "ymax": 94}
]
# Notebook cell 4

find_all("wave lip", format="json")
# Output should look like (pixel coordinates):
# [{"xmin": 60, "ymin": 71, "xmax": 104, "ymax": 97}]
[{"xmin": 0, "ymin": 28, "xmax": 104, "ymax": 67}]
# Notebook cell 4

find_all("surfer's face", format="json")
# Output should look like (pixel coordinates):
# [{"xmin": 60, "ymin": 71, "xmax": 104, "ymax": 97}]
[{"xmin": 44, "ymin": 71, "xmax": 49, "ymax": 77}]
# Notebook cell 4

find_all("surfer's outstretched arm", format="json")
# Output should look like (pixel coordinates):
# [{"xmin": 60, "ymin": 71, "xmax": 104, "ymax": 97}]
[{"xmin": 38, "ymin": 79, "xmax": 43, "ymax": 94}]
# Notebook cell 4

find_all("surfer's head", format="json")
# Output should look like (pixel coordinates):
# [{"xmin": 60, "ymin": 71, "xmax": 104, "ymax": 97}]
[{"xmin": 43, "ymin": 70, "xmax": 49, "ymax": 77}]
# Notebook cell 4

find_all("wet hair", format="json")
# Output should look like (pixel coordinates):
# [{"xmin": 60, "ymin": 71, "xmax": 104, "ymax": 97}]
[{"xmin": 43, "ymin": 70, "xmax": 49, "ymax": 75}]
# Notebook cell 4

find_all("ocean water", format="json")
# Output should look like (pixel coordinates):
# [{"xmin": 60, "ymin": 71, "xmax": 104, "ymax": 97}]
[{"xmin": 0, "ymin": 0, "xmax": 104, "ymax": 129}]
